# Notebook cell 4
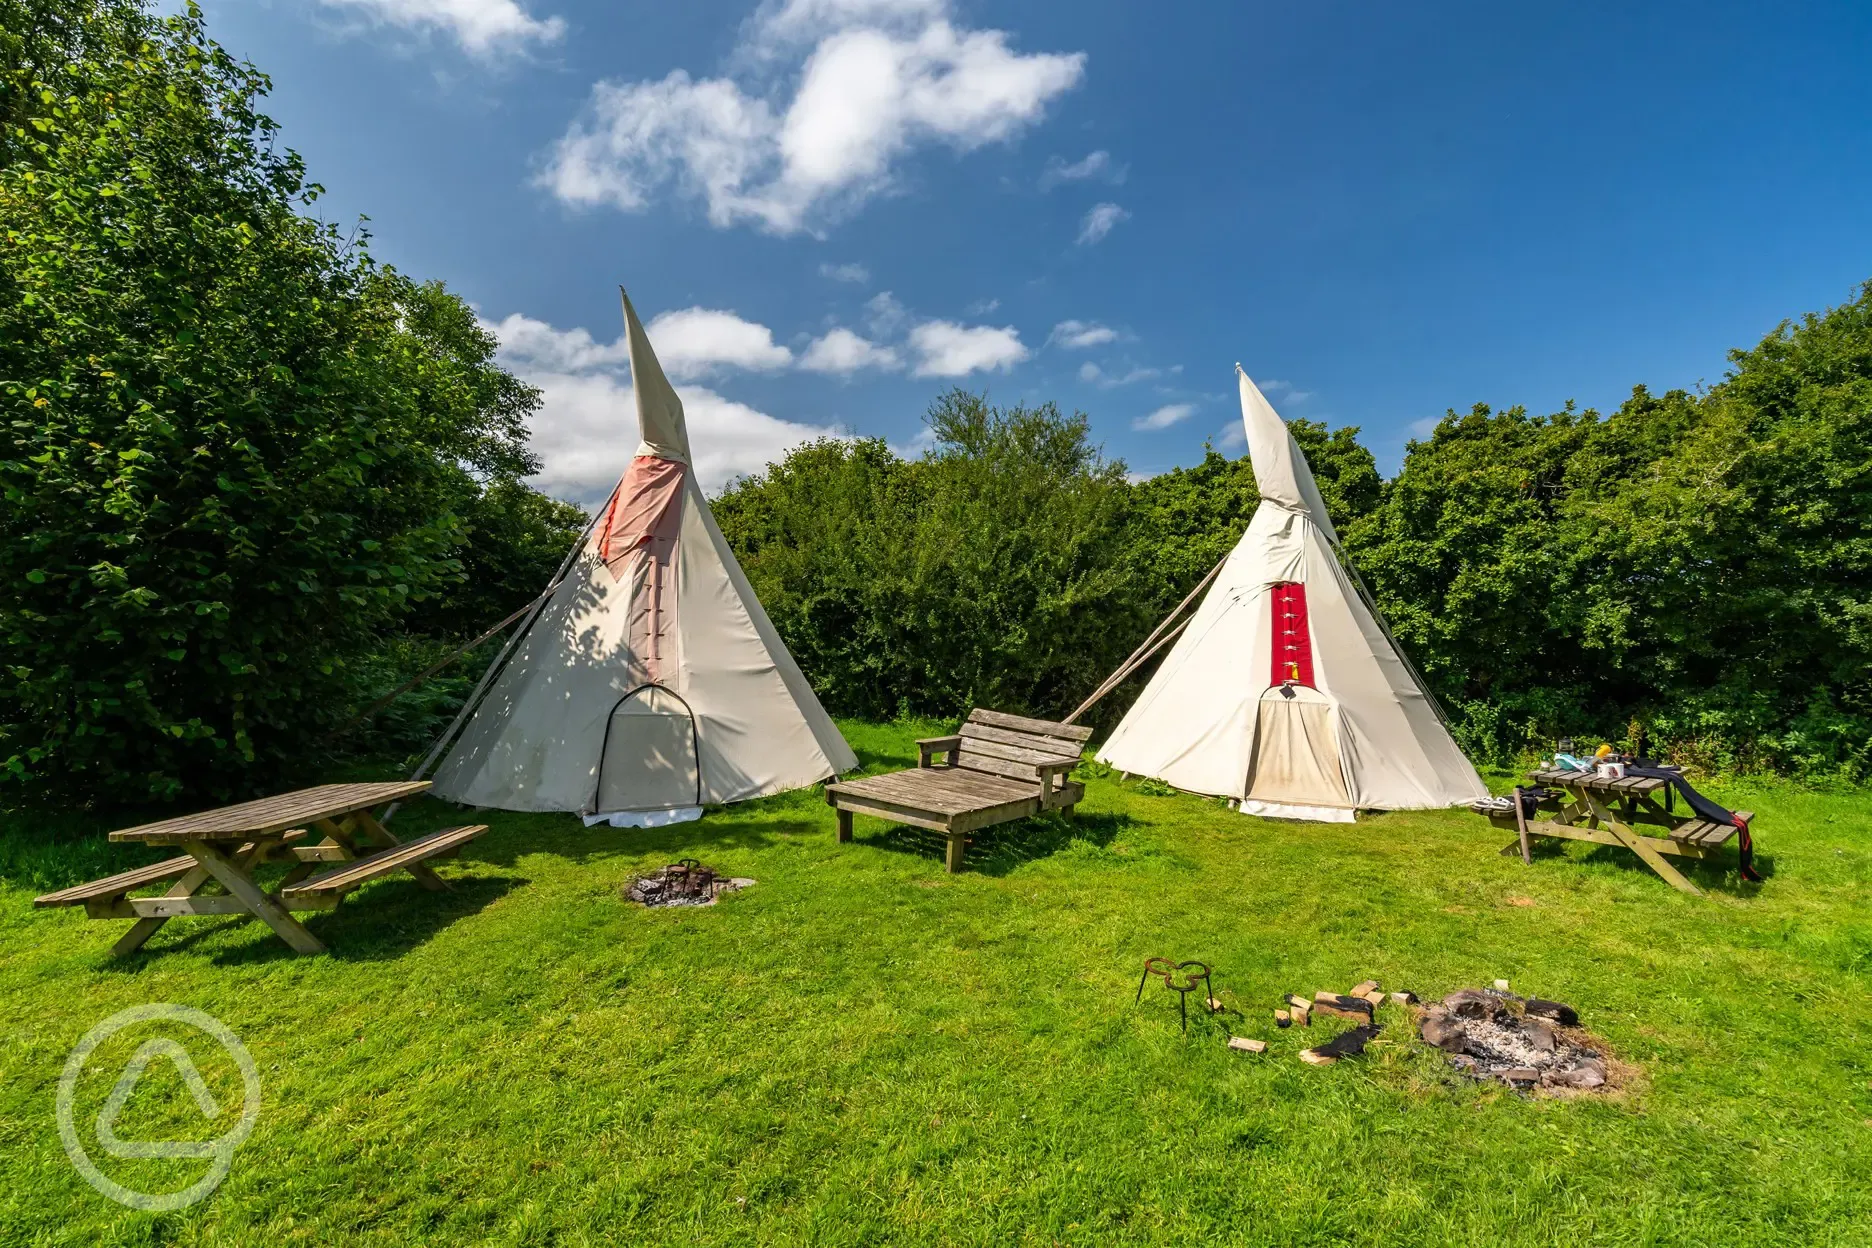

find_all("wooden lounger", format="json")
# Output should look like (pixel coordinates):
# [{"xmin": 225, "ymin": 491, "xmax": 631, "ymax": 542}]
[{"xmin": 825, "ymin": 709, "xmax": 1088, "ymax": 872}]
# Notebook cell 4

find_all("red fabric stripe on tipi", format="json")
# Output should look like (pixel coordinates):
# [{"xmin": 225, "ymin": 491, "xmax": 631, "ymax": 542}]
[
  {"xmin": 595, "ymin": 455, "xmax": 686, "ymax": 684},
  {"xmin": 1270, "ymin": 581, "xmax": 1314, "ymax": 688}
]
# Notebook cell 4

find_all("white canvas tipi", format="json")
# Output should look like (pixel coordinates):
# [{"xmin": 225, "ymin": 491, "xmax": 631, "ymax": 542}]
[
  {"xmin": 430, "ymin": 289, "xmax": 856, "ymax": 826},
  {"xmin": 1096, "ymin": 369, "xmax": 1486, "ymax": 821}
]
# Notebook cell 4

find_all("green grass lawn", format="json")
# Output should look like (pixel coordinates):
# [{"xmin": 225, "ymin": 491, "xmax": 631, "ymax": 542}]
[{"xmin": 3, "ymin": 719, "xmax": 1870, "ymax": 1246}]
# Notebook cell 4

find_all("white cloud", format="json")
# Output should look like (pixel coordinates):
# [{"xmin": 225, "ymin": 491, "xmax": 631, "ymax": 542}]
[
  {"xmin": 1076, "ymin": 201, "xmax": 1129, "ymax": 246},
  {"xmin": 907, "ymin": 320, "xmax": 1029, "ymax": 377},
  {"xmin": 318, "ymin": 0, "xmax": 565, "ymax": 56},
  {"xmin": 487, "ymin": 307, "xmax": 792, "ymax": 381},
  {"xmin": 965, "ymin": 297, "xmax": 1000, "ymax": 315},
  {"xmin": 1077, "ymin": 360, "xmax": 1160, "ymax": 388},
  {"xmin": 1132, "ymin": 403, "xmax": 1195, "ymax": 432},
  {"xmin": 753, "ymin": 0, "xmax": 949, "ymax": 44},
  {"xmin": 643, "ymin": 308, "xmax": 793, "ymax": 378},
  {"xmin": 486, "ymin": 313, "xmax": 629, "ymax": 373},
  {"xmin": 800, "ymin": 327, "xmax": 903, "ymax": 374},
  {"xmin": 864, "ymin": 290, "xmax": 908, "ymax": 335},
  {"xmin": 819, "ymin": 261, "xmax": 870, "ymax": 283},
  {"xmin": 1040, "ymin": 149, "xmax": 1125, "ymax": 189},
  {"xmin": 1048, "ymin": 319, "xmax": 1117, "ymax": 349},
  {"xmin": 1216, "ymin": 421, "xmax": 1247, "ymax": 452},
  {"xmin": 486, "ymin": 312, "xmax": 840, "ymax": 498},
  {"xmin": 539, "ymin": 3, "xmax": 1086, "ymax": 235},
  {"xmin": 889, "ymin": 424, "xmax": 940, "ymax": 459},
  {"xmin": 523, "ymin": 369, "xmax": 839, "ymax": 499},
  {"xmin": 1258, "ymin": 377, "xmax": 1314, "ymax": 403}
]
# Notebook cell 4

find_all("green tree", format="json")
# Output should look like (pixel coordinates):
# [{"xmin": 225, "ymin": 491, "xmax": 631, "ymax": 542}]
[
  {"xmin": 0, "ymin": 2, "xmax": 547, "ymax": 800},
  {"xmin": 716, "ymin": 391, "xmax": 1139, "ymax": 724}
]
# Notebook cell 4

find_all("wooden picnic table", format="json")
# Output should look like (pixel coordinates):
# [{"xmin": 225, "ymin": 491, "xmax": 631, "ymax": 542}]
[
  {"xmin": 1483, "ymin": 768, "xmax": 1752, "ymax": 898},
  {"xmin": 34, "ymin": 781, "xmax": 487, "ymax": 955}
]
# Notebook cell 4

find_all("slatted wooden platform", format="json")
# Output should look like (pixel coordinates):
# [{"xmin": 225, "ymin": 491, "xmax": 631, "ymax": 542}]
[{"xmin": 826, "ymin": 709, "xmax": 1088, "ymax": 872}]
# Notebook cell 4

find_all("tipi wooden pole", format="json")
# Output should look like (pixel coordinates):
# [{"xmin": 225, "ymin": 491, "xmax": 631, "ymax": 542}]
[
  {"xmin": 392, "ymin": 505, "xmax": 606, "ymax": 817},
  {"xmin": 1063, "ymin": 553, "xmax": 1225, "ymax": 725}
]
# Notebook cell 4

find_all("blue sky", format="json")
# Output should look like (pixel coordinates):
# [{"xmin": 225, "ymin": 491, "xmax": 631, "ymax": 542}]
[{"xmin": 201, "ymin": 0, "xmax": 1872, "ymax": 499}]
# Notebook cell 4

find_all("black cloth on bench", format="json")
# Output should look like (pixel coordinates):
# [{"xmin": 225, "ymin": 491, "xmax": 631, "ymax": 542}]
[{"xmin": 1624, "ymin": 764, "xmax": 1759, "ymax": 881}]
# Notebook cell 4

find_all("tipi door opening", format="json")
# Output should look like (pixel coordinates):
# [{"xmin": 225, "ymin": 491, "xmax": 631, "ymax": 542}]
[{"xmin": 588, "ymin": 685, "xmax": 703, "ymax": 827}]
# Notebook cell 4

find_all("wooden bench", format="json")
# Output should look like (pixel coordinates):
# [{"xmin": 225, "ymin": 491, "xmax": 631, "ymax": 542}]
[
  {"xmin": 35, "ymin": 832, "xmax": 310, "ymax": 918},
  {"xmin": 825, "ymin": 709, "xmax": 1089, "ymax": 872},
  {"xmin": 281, "ymin": 824, "xmax": 488, "ymax": 905}
]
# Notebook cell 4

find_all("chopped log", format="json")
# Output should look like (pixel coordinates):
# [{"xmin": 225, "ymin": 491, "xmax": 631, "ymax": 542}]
[
  {"xmin": 1492, "ymin": 979, "xmax": 1512, "ymax": 992},
  {"xmin": 1389, "ymin": 991, "xmax": 1419, "ymax": 1005},
  {"xmin": 1298, "ymin": 1049, "xmax": 1337, "ymax": 1066},
  {"xmin": 1351, "ymin": 980, "xmax": 1380, "ymax": 996},
  {"xmin": 1306, "ymin": 1025, "xmax": 1380, "ymax": 1063},
  {"xmin": 1312, "ymin": 992, "xmax": 1375, "ymax": 1022},
  {"xmin": 1227, "ymin": 1037, "xmax": 1267, "ymax": 1053},
  {"xmin": 1524, "ymin": 998, "xmax": 1580, "ymax": 1026},
  {"xmin": 1275, "ymin": 1009, "xmax": 1291, "ymax": 1028}
]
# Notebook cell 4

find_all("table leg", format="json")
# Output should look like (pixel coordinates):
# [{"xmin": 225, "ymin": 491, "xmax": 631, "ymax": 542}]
[
  {"xmin": 342, "ymin": 810, "xmax": 449, "ymax": 892},
  {"xmin": 1581, "ymin": 791, "xmax": 1702, "ymax": 897},
  {"xmin": 1512, "ymin": 787, "xmax": 1532, "ymax": 866},
  {"xmin": 109, "ymin": 839, "xmax": 280, "ymax": 957},
  {"xmin": 185, "ymin": 841, "xmax": 327, "ymax": 954}
]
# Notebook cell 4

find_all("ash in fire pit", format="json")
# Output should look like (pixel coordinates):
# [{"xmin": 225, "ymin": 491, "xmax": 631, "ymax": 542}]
[
  {"xmin": 1419, "ymin": 987, "xmax": 1613, "ymax": 1092},
  {"xmin": 624, "ymin": 859, "xmax": 754, "ymax": 908}
]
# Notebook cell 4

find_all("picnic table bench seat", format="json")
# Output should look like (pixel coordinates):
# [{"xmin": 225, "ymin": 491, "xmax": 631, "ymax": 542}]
[
  {"xmin": 825, "ymin": 709, "xmax": 1089, "ymax": 872},
  {"xmin": 34, "ymin": 831, "xmax": 310, "ymax": 916},
  {"xmin": 282, "ymin": 824, "xmax": 488, "ymax": 903}
]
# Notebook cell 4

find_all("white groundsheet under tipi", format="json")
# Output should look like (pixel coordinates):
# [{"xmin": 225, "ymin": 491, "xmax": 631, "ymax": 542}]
[
  {"xmin": 431, "ymin": 289, "xmax": 855, "ymax": 826},
  {"xmin": 1097, "ymin": 369, "xmax": 1486, "ymax": 822}
]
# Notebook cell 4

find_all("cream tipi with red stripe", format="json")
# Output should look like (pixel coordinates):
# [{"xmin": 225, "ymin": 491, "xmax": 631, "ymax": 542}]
[{"xmin": 1096, "ymin": 369, "xmax": 1485, "ymax": 821}]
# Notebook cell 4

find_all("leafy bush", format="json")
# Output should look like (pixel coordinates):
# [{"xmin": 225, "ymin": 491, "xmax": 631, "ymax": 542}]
[{"xmin": 0, "ymin": 2, "xmax": 552, "ymax": 802}]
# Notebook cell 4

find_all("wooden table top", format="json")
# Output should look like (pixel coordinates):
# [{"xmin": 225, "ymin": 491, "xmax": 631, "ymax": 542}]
[
  {"xmin": 1527, "ymin": 767, "xmax": 1666, "ymax": 796},
  {"xmin": 108, "ymin": 781, "xmax": 431, "ymax": 844}
]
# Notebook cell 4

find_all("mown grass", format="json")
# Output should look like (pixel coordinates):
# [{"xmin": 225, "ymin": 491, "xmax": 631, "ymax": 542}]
[{"xmin": 2, "ymin": 719, "xmax": 1870, "ymax": 1245}]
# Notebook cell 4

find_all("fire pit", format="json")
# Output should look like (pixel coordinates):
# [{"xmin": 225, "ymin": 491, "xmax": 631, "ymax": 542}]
[
  {"xmin": 623, "ymin": 859, "xmax": 752, "ymax": 908},
  {"xmin": 1418, "ymin": 987, "xmax": 1615, "ymax": 1091}
]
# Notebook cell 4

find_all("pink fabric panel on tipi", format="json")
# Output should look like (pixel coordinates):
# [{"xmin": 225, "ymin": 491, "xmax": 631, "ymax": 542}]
[{"xmin": 596, "ymin": 455, "xmax": 686, "ymax": 683}]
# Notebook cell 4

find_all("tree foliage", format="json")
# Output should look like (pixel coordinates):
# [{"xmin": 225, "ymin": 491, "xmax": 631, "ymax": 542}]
[
  {"xmin": 0, "ymin": 1, "xmax": 563, "ymax": 801},
  {"xmin": 720, "ymin": 285, "xmax": 1872, "ymax": 780},
  {"xmin": 715, "ymin": 391, "xmax": 1139, "ymax": 723}
]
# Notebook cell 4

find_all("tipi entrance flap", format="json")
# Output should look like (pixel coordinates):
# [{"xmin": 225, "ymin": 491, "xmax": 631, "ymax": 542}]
[
  {"xmin": 592, "ymin": 685, "xmax": 701, "ymax": 815},
  {"xmin": 1243, "ymin": 686, "xmax": 1353, "ymax": 810}
]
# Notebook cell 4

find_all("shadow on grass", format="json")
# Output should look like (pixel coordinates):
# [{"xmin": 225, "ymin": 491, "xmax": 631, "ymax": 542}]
[
  {"xmin": 862, "ymin": 810, "xmax": 1132, "ymax": 877},
  {"xmin": 450, "ymin": 808, "xmax": 817, "ymax": 871},
  {"xmin": 1505, "ymin": 827, "xmax": 1772, "ymax": 897},
  {"xmin": 1569, "ymin": 841, "xmax": 1773, "ymax": 896},
  {"xmin": 94, "ymin": 873, "xmax": 529, "ymax": 968}
]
